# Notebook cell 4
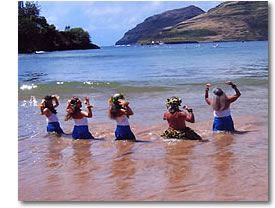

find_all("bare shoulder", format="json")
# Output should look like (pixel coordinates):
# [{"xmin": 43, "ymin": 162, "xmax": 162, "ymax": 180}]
[
  {"xmin": 43, "ymin": 107, "xmax": 49, "ymax": 112},
  {"xmin": 80, "ymin": 110, "xmax": 88, "ymax": 117},
  {"xmin": 164, "ymin": 111, "xmax": 173, "ymax": 117},
  {"xmin": 180, "ymin": 111, "xmax": 187, "ymax": 116},
  {"xmin": 43, "ymin": 108, "xmax": 52, "ymax": 117},
  {"xmin": 43, "ymin": 108, "xmax": 52, "ymax": 115}
]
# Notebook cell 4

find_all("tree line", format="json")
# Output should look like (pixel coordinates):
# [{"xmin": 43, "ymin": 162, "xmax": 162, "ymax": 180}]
[{"xmin": 18, "ymin": 1, "xmax": 99, "ymax": 53}]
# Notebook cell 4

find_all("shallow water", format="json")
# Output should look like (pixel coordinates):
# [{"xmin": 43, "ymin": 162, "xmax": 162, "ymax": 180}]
[
  {"xmin": 18, "ymin": 117, "xmax": 268, "ymax": 201},
  {"xmin": 18, "ymin": 41, "xmax": 268, "ymax": 201}
]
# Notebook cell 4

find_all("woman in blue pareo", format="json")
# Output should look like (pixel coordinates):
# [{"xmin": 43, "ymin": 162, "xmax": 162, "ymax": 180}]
[
  {"xmin": 205, "ymin": 81, "xmax": 241, "ymax": 132},
  {"xmin": 108, "ymin": 93, "xmax": 136, "ymax": 141},
  {"xmin": 39, "ymin": 95, "xmax": 64, "ymax": 134},
  {"xmin": 65, "ymin": 96, "xmax": 94, "ymax": 139}
]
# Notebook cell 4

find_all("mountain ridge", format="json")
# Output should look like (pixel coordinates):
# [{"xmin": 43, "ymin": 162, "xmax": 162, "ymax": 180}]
[
  {"xmin": 115, "ymin": 5, "xmax": 205, "ymax": 45},
  {"xmin": 116, "ymin": 1, "xmax": 268, "ymax": 45}
]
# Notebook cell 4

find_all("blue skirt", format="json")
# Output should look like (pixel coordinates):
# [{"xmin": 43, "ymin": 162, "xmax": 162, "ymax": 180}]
[
  {"xmin": 115, "ymin": 125, "xmax": 136, "ymax": 141},
  {"xmin": 213, "ymin": 116, "xmax": 235, "ymax": 132},
  {"xmin": 47, "ymin": 122, "xmax": 64, "ymax": 134},
  {"xmin": 72, "ymin": 125, "xmax": 94, "ymax": 140}
]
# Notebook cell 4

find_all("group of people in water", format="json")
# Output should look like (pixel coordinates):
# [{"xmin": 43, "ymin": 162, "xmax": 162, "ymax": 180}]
[{"xmin": 39, "ymin": 81, "xmax": 241, "ymax": 141}]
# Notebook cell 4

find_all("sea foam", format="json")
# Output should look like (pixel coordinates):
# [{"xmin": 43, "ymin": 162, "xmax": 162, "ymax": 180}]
[{"xmin": 20, "ymin": 84, "xmax": 37, "ymax": 90}]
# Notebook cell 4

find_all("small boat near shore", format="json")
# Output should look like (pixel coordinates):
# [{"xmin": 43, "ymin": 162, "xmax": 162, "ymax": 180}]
[{"xmin": 35, "ymin": 51, "xmax": 45, "ymax": 54}]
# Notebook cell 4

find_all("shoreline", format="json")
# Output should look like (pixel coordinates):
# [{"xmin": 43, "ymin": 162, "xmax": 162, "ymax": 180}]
[{"xmin": 19, "ymin": 114, "xmax": 266, "ymax": 141}]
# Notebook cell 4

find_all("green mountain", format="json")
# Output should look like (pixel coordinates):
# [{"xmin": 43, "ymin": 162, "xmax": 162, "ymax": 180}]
[
  {"xmin": 116, "ymin": 1, "xmax": 268, "ymax": 45},
  {"xmin": 115, "ymin": 5, "xmax": 205, "ymax": 45}
]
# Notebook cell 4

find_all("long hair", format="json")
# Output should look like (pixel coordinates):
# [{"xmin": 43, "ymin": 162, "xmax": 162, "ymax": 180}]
[
  {"xmin": 108, "ymin": 102, "xmax": 123, "ymax": 119},
  {"xmin": 44, "ymin": 95, "xmax": 57, "ymax": 114},
  {"xmin": 211, "ymin": 88, "xmax": 228, "ymax": 111},
  {"xmin": 108, "ymin": 93, "xmax": 127, "ymax": 119},
  {"xmin": 65, "ymin": 97, "xmax": 81, "ymax": 121}
]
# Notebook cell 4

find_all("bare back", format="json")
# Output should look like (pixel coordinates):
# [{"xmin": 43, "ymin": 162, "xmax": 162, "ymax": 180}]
[{"xmin": 163, "ymin": 111, "xmax": 187, "ymax": 131}]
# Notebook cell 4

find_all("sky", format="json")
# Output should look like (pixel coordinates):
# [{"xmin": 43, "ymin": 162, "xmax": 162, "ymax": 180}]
[{"xmin": 38, "ymin": 1, "xmax": 223, "ymax": 46}]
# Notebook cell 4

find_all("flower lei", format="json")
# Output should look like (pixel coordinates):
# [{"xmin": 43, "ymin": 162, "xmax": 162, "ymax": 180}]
[
  {"xmin": 110, "ymin": 93, "xmax": 124, "ymax": 103},
  {"xmin": 165, "ymin": 97, "xmax": 182, "ymax": 108}
]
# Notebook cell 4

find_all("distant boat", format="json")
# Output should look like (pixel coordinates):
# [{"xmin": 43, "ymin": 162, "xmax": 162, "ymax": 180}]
[
  {"xmin": 213, "ymin": 44, "xmax": 219, "ymax": 48},
  {"xmin": 35, "ymin": 51, "xmax": 45, "ymax": 54}
]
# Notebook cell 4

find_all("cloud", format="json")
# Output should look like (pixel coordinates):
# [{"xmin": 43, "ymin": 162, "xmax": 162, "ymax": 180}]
[
  {"xmin": 38, "ymin": 1, "xmax": 223, "ymax": 46},
  {"xmin": 84, "ymin": 6, "xmax": 123, "ymax": 17}
]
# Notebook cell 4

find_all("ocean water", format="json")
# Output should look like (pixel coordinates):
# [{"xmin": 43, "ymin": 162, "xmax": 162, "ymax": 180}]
[
  {"xmin": 18, "ymin": 41, "xmax": 268, "ymax": 201},
  {"xmin": 18, "ymin": 41, "xmax": 268, "ymax": 135}
]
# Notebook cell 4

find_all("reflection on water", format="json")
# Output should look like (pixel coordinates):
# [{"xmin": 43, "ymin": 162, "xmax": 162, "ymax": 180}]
[
  {"xmin": 214, "ymin": 134, "xmax": 234, "ymax": 179},
  {"xmin": 18, "ymin": 41, "xmax": 268, "ymax": 201},
  {"xmin": 18, "ymin": 116, "xmax": 268, "ymax": 201},
  {"xmin": 164, "ymin": 141, "xmax": 195, "ymax": 194},
  {"xmin": 110, "ymin": 142, "xmax": 136, "ymax": 200}
]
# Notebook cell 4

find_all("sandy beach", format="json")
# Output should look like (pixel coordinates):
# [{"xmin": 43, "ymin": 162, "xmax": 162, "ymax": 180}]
[{"xmin": 18, "ymin": 114, "xmax": 268, "ymax": 201}]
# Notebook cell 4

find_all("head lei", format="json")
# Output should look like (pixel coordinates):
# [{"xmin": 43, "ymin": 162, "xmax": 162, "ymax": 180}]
[
  {"xmin": 69, "ymin": 97, "xmax": 81, "ymax": 105},
  {"xmin": 165, "ymin": 97, "xmax": 182, "ymax": 108},
  {"xmin": 110, "ymin": 93, "xmax": 124, "ymax": 103}
]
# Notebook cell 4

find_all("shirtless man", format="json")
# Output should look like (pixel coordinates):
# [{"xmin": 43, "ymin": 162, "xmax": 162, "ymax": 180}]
[{"xmin": 162, "ymin": 96, "xmax": 201, "ymax": 140}]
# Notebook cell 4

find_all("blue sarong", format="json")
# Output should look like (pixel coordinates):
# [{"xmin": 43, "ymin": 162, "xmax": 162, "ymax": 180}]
[
  {"xmin": 72, "ymin": 125, "xmax": 94, "ymax": 140},
  {"xmin": 47, "ymin": 122, "xmax": 64, "ymax": 134},
  {"xmin": 115, "ymin": 125, "xmax": 136, "ymax": 141},
  {"xmin": 212, "ymin": 116, "xmax": 235, "ymax": 132}
]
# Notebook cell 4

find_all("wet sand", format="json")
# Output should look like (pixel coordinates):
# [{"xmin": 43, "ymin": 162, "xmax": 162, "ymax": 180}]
[{"xmin": 18, "ymin": 115, "xmax": 268, "ymax": 201}]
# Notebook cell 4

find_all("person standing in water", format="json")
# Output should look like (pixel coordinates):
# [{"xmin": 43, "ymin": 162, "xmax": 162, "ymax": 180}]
[
  {"xmin": 108, "ymin": 93, "xmax": 136, "ymax": 141},
  {"xmin": 205, "ymin": 81, "xmax": 241, "ymax": 132},
  {"xmin": 65, "ymin": 96, "xmax": 94, "ymax": 139},
  {"xmin": 39, "ymin": 95, "xmax": 64, "ymax": 134},
  {"xmin": 161, "ymin": 96, "xmax": 201, "ymax": 140}
]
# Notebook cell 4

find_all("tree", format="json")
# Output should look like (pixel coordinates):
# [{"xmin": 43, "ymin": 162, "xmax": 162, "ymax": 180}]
[
  {"xmin": 18, "ymin": 1, "xmax": 40, "ymax": 17},
  {"xmin": 65, "ymin": 26, "xmax": 71, "ymax": 31},
  {"xmin": 18, "ymin": 1, "xmax": 99, "ymax": 53}
]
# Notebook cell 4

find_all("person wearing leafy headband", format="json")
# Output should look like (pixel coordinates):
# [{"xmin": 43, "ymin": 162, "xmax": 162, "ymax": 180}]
[
  {"xmin": 65, "ymin": 96, "xmax": 94, "ymax": 139},
  {"xmin": 39, "ymin": 95, "xmax": 64, "ymax": 134},
  {"xmin": 162, "ymin": 96, "xmax": 201, "ymax": 140},
  {"xmin": 108, "ymin": 93, "xmax": 136, "ymax": 141}
]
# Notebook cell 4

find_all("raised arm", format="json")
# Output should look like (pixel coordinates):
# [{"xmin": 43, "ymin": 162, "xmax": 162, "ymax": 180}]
[
  {"xmin": 205, "ymin": 83, "xmax": 212, "ymax": 105},
  {"xmin": 81, "ymin": 96, "xmax": 93, "ymax": 118},
  {"xmin": 226, "ymin": 81, "xmax": 241, "ymax": 103},
  {"xmin": 39, "ymin": 100, "xmax": 45, "ymax": 115},
  {"xmin": 66, "ymin": 99, "xmax": 71, "ymax": 112},
  {"xmin": 52, "ymin": 95, "xmax": 59, "ymax": 108},
  {"xmin": 119, "ymin": 99, "xmax": 134, "ymax": 116},
  {"xmin": 39, "ymin": 101, "xmax": 52, "ymax": 117},
  {"xmin": 184, "ymin": 106, "xmax": 195, "ymax": 123},
  {"xmin": 163, "ymin": 112, "xmax": 167, "ymax": 120}
]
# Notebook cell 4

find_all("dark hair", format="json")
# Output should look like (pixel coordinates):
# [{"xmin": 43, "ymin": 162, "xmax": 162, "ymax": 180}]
[
  {"xmin": 43, "ymin": 95, "xmax": 57, "ymax": 114},
  {"xmin": 109, "ymin": 102, "xmax": 125, "ymax": 119},
  {"xmin": 168, "ymin": 105, "xmax": 180, "ymax": 114},
  {"xmin": 44, "ymin": 95, "xmax": 52, "ymax": 101},
  {"xmin": 166, "ymin": 96, "xmax": 182, "ymax": 114},
  {"xmin": 213, "ymin": 88, "xmax": 224, "ymax": 96},
  {"xmin": 65, "ymin": 97, "xmax": 81, "ymax": 121}
]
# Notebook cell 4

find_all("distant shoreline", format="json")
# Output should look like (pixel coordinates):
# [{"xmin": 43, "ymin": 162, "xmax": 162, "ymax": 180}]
[
  {"xmin": 116, "ymin": 39, "xmax": 268, "ymax": 47},
  {"xmin": 18, "ymin": 44, "xmax": 100, "ymax": 54}
]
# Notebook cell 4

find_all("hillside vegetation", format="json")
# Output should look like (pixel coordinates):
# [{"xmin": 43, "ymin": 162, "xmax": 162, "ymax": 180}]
[
  {"xmin": 116, "ymin": 5, "xmax": 205, "ymax": 45},
  {"xmin": 116, "ymin": 1, "xmax": 268, "ymax": 45}
]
